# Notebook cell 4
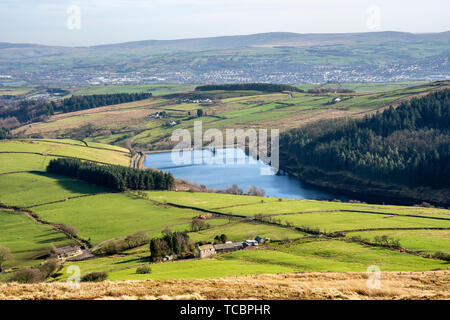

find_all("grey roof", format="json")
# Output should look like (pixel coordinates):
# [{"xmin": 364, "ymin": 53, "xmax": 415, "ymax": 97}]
[
  {"xmin": 56, "ymin": 245, "xmax": 81, "ymax": 254},
  {"xmin": 214, "ymin": 242, "xmax": 242, "ymax": 250}
]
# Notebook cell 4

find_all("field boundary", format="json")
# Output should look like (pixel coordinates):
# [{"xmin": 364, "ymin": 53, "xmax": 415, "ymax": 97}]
[
  {"xmin": 0, "ymin": 151, "xmax": 125, "ymax": 166},
  {"xmin": 0, "ymin": 203, "xmax": 91, "ymax": 249},
  {"xmin": 6, "ymin": 139, "xmax": 131, "ymax": 155},
  {"xmin": 254, "ymin": 209, "xmax": 450, "ymax": 221}
]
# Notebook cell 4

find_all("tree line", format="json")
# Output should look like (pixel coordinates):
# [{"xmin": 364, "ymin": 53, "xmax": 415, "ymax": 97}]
[
  {"xmin": 46, "ymin": 158, "xmax": 174, "ymax": 191},
  {"xmin": 149, "ymin": 232, "xmax": 193, "ymax": 261},
  {"xmin": 280, "ymin": 89, "xmax": 450, "ymax": 189},
  {"xmin": 307, "ymin": 88, "xmax": 354, "ymax": 94},
  {"xmin": 0, "ymin": 92, "xmax": 152, "ymax": 124},
  {"xmin": 195, "ymin": 83, "xmax": 304, "ymax": 93}
]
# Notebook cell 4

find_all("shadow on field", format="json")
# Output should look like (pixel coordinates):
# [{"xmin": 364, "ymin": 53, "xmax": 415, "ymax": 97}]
[
  {"xmin": 114, "ymin": 257, "xmax": 149, "ymax": 265},
  {"xmin": 30, "ymin": 171, "xmax": 108, "ymax": 195}
]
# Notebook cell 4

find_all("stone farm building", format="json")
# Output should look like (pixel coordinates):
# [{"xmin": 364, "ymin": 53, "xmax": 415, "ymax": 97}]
[
  {"xmin": 194, "ymin": 244, "xmax": 216, "ymax": 259},
  {"xmin": 56, "ymin": 245, "xmax": 82, "ymax": 260}
]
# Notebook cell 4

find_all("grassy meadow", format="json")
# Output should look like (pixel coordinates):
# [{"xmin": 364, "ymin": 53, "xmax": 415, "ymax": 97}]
[{"xmin": 0, "ymin": 210, "xmax": 75, "ymax": 269}]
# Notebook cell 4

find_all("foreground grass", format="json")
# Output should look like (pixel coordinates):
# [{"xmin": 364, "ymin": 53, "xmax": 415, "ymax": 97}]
[{"xmin": 4, "ymin": 271, "xmax": 448, "ymax": 300}]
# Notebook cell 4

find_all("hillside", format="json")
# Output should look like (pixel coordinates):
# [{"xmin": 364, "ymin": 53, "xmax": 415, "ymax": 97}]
[
  {"xmin": 1, "ymin": 31, "xmax": 449, "ymax": 85},
  {"xmin": 279, "ymin": 89, "xmax": 450, "ymax": 206},
  {"xmin": 10, "ymin": 81, "xmax": 450, "ymax": 152}
]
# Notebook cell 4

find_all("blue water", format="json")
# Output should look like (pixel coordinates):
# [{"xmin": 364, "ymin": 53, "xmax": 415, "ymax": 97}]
[{"xmin": 143, "ymin": 148, "xmax": 349, "ymax": 201}]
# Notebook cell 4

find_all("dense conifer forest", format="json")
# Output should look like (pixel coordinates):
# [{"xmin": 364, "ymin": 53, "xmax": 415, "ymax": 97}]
[
  {"xmin": 46, "ymin": 158, "xmax": 174, "ymax": 191},
  {"xmin": 280, "ymin": 89, "xmax": 450, "ymax": 189},
  {"xmin": 0, "ymin": 92, "xmax": 152, "ymax": 124}
]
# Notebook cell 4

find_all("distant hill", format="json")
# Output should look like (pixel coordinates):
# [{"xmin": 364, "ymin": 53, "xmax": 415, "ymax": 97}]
[{"xmin": 0, "ymin": 31, "xmax": 449, "ymax": 85}]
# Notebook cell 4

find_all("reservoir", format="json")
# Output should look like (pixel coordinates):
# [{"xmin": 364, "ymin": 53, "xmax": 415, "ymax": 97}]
[{"xmin": 143, "ymin": 148, "xmax": 349, "ymax": 201}]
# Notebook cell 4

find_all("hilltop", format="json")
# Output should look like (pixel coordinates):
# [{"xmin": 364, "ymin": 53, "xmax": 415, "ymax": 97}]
[{"xmin": 1, "ymin": 31, "xmax": 449, "ymax": 85}]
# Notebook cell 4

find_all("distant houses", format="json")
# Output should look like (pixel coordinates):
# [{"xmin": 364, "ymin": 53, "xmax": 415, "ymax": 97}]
[
  {"xmin": 147, "ymin": 111, "xmax": 167, "ymax": 119},
  {"xmin": 177, "ymin": 98, "xmax": 212, "ymax": 104}
]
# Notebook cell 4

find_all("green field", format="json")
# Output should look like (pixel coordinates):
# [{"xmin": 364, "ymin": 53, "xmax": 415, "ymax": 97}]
[
  {"xmin": 0, "ymin": 172, "xmax": 106, "ymax": 208},
  {"xmin": 0, "ymin": 210, "xmax": 74, "ymax": 269},
  {"xmin": 346, "ymin": 230, "xmax": 450, "ymax": 255},
  {"xmin": 0, "ymin": 139, "xmax": 130, "ymax": 166},
  {"xmin": 145, "ymin": 191, "xmax": 276, "ymax": 210},
  {"xmin": 33, "ymin": 193, "xmax": 202, "ymax": 245},
  {"xmin": 146, "ymin": 192, "xmax": 450, "ymax": 219},
  {"xmin": 188, "ymin": 221, "xmax": 305, "ymax": 243},
  {"xmin": 0, "ymin": 153, "xmax": 56, "ymax": 174},
  {"xmin": 277, "ymin": 211, "xmax": 450, "ymax": 233}
]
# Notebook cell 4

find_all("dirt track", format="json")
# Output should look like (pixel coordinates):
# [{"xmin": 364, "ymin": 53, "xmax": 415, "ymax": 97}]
[{"xmin": 1, "ymin": 271, "xmax": 449, "ymax": 300}]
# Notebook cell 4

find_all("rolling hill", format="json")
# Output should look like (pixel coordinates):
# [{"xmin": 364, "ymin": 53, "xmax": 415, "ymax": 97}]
[{"xmin": 1, "ymin": 31, "xmax": 449, "ymax": 86}]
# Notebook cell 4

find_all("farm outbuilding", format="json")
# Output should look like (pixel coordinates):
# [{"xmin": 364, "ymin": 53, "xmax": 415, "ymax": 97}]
[
  {"xmin": 214, "ymin": 242, "xmax": 243, "ymax": 253},
  {"xmin": 194, "ymin": 244, "xmax": 216, "ymax": 259},
  {"xmin": 56, "ymin": 245, "xmax": 82, "ymax": 260}
]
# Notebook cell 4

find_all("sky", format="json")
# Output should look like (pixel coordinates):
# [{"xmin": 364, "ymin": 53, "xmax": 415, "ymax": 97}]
[{"xmin": 1, "ymin": 0, "xmax": 449, "ymax": 46}]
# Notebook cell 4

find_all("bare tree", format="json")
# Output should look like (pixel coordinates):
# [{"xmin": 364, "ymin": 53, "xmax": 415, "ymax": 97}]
[{"xmin": 0, "ymin": 246, "xmax": 12, "ymax": 272}]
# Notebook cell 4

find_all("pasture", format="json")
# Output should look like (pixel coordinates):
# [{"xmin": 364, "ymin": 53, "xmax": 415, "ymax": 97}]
[
  {"xmin": 0, "ymin": 139, "xmax": 130, "ymax": 166},
  {"xmin": 188, "ymin": 221, "xmax": 305, "ymax": 243},
  {"xmin": 346, "ymin": 230, "xmax": 450, "ymax": 255},
  {"xmin": 33, "ymin": 193, "xmax": 202, "ymax": 245},
  {"xmin": 0, "ymin": 172, "xmax": 106, "ymax": 208},
  {"xmin": 0, "ymin": 210, "xmax": 74, "ymax": 269}
]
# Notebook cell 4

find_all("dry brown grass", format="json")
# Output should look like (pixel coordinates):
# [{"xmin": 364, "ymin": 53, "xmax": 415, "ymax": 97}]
[{"xmin": 1, "ymin": 271, "xmax": 448, "ymax": 300}]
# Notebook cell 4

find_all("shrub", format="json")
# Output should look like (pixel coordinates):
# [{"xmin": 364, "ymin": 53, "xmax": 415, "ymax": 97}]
[
  {"xmin": 9, "ymin": 268, "xmax": 44, "ymax": 284},
  {"xmin": 190, "ymin": 219, "xmax": 210, "ymax": 232},
  {"xmin": 81, "ymin": 272, "xmax": 108, "ymax": 282},
  {"xmin": 434, "ymin": 251, "xmax": 450, "ymax": 261},
  {"xmin": 57, "ymin": 224, "xmax": 79, "ymax": 238},
  {"xmin": 39, "ymin": 259, "xmax": 60, "ymax": 278},
  {"xmin": 136, "ymin": 265, "xmax": 152, "ymax": 274},
  {"xmin": 0, "ymin": 246, "xmax": 12, "ymax": 273}
]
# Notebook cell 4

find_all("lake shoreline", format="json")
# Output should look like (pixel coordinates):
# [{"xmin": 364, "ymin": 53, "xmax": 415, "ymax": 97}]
[
  {"xmin": 143, "ymin": 148, "xmax": 350, "ymax": 201},
  {"xmin": 280, "ymin": 164, "xmax": 450, "ymax": 208}
]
